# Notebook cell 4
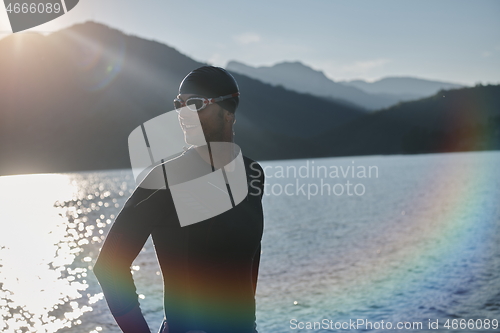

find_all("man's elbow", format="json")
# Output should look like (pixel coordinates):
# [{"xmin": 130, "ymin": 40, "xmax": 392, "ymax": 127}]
[{"xmin": 93, "ymin": 255, "xmax": 108, "ymax": 283}]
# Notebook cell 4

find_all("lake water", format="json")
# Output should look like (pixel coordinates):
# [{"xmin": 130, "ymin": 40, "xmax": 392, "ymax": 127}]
[{"xmin": 1, "ymin": 151, "xmax": 499, "ymax": 333}]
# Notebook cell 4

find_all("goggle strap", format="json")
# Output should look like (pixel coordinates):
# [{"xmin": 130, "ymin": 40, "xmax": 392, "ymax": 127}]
[{"xmin": 212, "ymin": 92, "xmax": 240, "ymax": 103}]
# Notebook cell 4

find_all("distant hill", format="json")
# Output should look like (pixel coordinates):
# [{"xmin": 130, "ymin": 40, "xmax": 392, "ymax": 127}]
[
  {"xmin": 226, "ymin": 60, "xmax": 465, "ymax": 111},
  {"xmin": 227, "ymin": 60, "xmax": 395, "ymax": 111},
  {"xmin": 1, "ymin": 22, "xmax": 497, "ymax": 176},
  {"xmin": 314, "ymin": 84, "xmax": 500, "ymax": 157},
  {"xmin": 0, "ymin": 22, "xmax": 364, "ymax": 176},
  {"xmin": 340, "ymin": 77, "xmax": 464, "ymax": 98}
]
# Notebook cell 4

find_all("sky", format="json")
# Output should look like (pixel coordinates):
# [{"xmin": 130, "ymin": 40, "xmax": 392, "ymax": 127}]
[{"xmin": 1, "ymin": 0, "xmax": 499, "ymax": 85}]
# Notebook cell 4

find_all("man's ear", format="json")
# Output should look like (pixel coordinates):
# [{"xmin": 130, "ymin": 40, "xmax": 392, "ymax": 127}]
[{"xmin": 224, "ymin": 110, "xmax": 235, "ymax": 123}]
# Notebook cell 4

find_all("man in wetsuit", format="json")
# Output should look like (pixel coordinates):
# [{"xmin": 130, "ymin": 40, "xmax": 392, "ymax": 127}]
[{"xmin": 94, "ymin": 66, "xmax": 265, "ymax": 333}]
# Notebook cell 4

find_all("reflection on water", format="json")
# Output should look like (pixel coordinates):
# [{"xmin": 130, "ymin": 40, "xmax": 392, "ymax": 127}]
[
  {"xmin": 0, "ymin": 172, "xmax": 131, "ymax": 333},
  {"xmin": 1, "ymin": 152, "xmax": 499, "ymax": 333}
]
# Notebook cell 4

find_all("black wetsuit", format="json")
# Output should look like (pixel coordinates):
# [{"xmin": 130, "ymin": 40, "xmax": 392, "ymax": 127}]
[{"xmin": 94, "ymin": 151, "xmax": 264, "ymax": 333}]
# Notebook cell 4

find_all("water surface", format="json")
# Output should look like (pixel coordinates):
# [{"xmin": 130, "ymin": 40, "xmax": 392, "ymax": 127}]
[{"xmin": 1, "ymin": 151, "xmax": 499, "ymax": 332}]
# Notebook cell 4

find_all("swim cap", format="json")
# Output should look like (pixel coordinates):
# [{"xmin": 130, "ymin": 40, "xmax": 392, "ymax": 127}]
[{"xmin": 179, "ymin": 66, "xmax": 240, "ymax": 113}]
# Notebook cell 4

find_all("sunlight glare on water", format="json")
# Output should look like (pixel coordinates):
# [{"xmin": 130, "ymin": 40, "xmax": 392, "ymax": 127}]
[
  {"xmin": 1, "ymin": 153, "xmax": 499, "ymax": 333},
  {"xmin": 0, "ymin": 174, "xmax": 97, "ymax": 333}
]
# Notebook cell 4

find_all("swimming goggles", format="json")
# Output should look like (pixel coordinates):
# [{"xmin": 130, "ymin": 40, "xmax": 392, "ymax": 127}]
[{"xmin": 174, "ymin": 92, "xmax": 240, "ymax": 112}]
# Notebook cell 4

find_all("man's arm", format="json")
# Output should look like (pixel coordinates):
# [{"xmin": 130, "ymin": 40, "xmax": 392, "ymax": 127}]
[
  {"xmin": 251, "ymin": 161, "xmax": 265, "ymax": 295},
  {"xmin": 93, "ymin": 186, "xmax": 174, "ymax": 333},
  {"xmin": 251, "ymin": 244, "xmax": 261, "ymax": 295}
]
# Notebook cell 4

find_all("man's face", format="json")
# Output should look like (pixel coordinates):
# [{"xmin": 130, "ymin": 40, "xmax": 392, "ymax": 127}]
[{"xmin": 177, "ymin": 94, "xmax": 228, "ymax": 145}]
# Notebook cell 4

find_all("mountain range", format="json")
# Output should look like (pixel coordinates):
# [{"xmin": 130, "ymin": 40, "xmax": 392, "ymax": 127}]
[
  {"xmin": 226, "ymin": 61, "xmax": 464, "ymax": 111},
  {"xmin": 0, "ymin": 22, "xmax": 498, "ymax": 176},
  {"xmin": 0, "ymin": 22, "xmax": 363, "ymax": 175}
]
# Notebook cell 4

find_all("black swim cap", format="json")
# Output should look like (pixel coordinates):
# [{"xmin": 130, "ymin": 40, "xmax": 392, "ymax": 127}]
[{"xmin": 179, "ymin": 66, "xmax": 240, "ymax": 113}]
